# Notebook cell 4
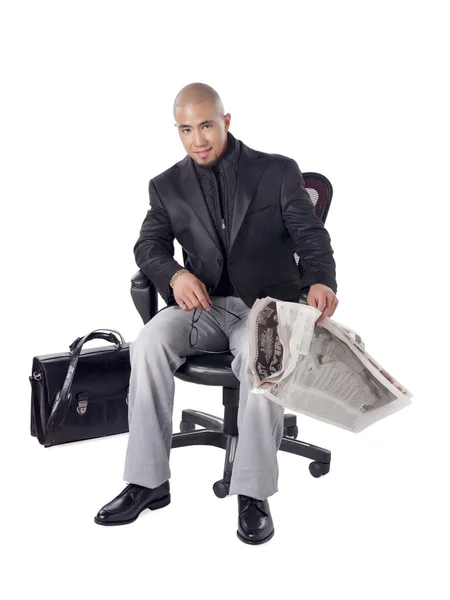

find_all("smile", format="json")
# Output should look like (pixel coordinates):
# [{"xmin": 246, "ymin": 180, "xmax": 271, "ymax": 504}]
[{"xmin": 195, "ymin": 148, "xmax": 212, "ymax": 157}]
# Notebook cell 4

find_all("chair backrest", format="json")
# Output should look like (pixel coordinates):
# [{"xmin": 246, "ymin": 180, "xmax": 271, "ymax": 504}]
[
  {"xmin": 302, "ymin": 172, "xmax": 333, "ymax": 223},
  {"xmin": 294, "ymin": 172, "xmax": 334, "ymax": 276}
]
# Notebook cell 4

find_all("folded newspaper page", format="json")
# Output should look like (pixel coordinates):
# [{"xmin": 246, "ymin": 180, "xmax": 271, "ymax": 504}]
[{"xmin": 247, "ymin": 296, "xmax": 413, "ymax": 433}]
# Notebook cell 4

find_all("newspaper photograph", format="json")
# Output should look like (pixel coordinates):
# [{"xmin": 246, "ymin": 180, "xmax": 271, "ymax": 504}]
[{"xmin": 247, "ymin": 296, "xmax": 413, "ymax": 433}]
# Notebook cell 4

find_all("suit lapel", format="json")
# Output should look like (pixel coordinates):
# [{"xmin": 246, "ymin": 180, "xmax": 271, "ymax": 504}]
[
  {"xmin": 172, "ymin": 156, "xmax": 222, "ymax": 253},
  {"xmin": 172, "ymin": 142, "xmax": 268, "ymax": 256},
  {"xmin": 229, "ymin": 144, "xmax": 267, "ymax": 252}
]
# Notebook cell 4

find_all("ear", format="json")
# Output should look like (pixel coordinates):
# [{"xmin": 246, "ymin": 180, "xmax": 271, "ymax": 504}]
[{"xmin": 224, "ymin": 113, "xmax": 231, "ymax": 132}]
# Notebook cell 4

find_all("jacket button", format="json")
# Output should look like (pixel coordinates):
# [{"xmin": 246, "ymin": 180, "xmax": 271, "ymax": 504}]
[{"xmin": 217, "ymin": 258, "xmax": 223, "ymax": 265}]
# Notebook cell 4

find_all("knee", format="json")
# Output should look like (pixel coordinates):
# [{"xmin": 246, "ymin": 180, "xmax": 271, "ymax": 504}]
[{"xmin": 130, "ymin": 317, "xmax": 180, "ymax": 364}]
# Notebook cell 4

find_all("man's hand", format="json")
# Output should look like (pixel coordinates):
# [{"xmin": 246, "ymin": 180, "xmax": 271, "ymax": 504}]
[
  {"xmin": 307, "ymin": 283, "xmax": 339, "ymax": 326},
  {"xmin": 173, "ymin": 273, "xmax": 212, "ymax": 312}
]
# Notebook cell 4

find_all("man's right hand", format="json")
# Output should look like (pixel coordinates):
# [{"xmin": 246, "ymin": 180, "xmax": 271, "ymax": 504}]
[{"xmin": 173, "ymin": 273, "xmax": 212, "ymax": 311}]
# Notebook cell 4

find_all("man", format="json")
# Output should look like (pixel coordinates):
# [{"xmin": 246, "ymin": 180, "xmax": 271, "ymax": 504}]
[{"xmin": 95, "ymin": 82, "xmax": 339, "ymax": 544}]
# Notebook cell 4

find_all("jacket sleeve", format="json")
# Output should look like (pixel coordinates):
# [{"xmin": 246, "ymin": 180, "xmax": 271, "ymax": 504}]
[
  {"xmin": 133, "ymin": 179, "xmax": 185, "ymax": 305},
  {"xmin": 280, "ymin": 159, "xmax": 338, "ymax": 294}
]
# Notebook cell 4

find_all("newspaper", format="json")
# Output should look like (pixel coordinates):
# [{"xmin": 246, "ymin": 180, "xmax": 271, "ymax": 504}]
[{"xmin": 247, "ymin": 296, "xmax": 413, "ymax": 433}]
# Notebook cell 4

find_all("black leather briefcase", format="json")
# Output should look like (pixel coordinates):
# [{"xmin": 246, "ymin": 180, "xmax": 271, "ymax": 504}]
[{"xmin": 29, "ymin": 329, "xmax": 131, "ymax": 447}]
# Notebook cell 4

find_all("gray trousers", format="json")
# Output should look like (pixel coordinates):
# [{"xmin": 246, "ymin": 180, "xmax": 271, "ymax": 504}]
[{"xmin": 123, "ymin": 295, "xmax": 285, "ymax": 501}]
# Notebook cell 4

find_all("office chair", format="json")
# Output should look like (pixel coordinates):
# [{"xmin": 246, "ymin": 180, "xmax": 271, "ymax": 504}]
[{"xmin": 130, "ymin": 172, "xmax": 333, "ymax": 498}]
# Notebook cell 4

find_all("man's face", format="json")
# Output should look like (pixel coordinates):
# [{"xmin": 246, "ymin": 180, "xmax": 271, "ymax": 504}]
[{"xmin": 174, "ymin": 101, "xmax": 231, "ymax": 167}]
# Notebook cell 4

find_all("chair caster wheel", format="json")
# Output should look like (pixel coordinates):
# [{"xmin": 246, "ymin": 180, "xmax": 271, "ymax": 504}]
[
  {"xmin": 284, "ymin": 425, "xmax": 299, "ymax": 438},
  {"xmin": 309, "ymin": 461, "xmax": 330, "ymax": 478},
  {"xmin": 179, "ymin": 420, "xmax": 195, "ymax": 433},
  {"xmin": 213, "ymin": 480, "xmax": 230, "ymax": 498}
]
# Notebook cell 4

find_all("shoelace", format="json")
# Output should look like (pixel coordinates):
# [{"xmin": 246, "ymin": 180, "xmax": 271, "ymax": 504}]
[
  {"xmin": 240, "ymin": 495, "xmax": 268, "ymax": 515},
  {"xmin": 126, "ymin": 483, "xmax": 143, "ymax": 501},
  {"xmin": 241, "ymin": 495, "xmax": 259, "ymax": 504}
]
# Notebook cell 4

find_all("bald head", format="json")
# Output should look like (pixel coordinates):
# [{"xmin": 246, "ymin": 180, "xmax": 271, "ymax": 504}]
[
  {"xmin": 173, "ymin": 82, "xmax": 231, "ymax": 168},
  {"xmin": 173, "ymin": 82, "xmax": 224, "ymax": 119}
]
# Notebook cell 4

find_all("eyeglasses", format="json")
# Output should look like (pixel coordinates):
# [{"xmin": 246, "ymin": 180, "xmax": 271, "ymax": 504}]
[{"xmin": 189, "ymin": 297, "xmax": 242, "ymax": 354}]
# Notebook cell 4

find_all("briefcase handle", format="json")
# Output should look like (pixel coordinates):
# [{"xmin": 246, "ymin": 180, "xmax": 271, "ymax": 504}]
[
  {"xmin": 68, "ymin": 328, "xmax": 125, "ymax": 353},
  {"xmin": 46, "ymin": 328, "xmax": 126, "ymax": 436}
]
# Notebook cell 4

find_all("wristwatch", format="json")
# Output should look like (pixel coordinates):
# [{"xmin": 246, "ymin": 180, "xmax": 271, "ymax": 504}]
[{"xmin": 170, "ymin": 268, "xmax": 190, "ymax": 289}]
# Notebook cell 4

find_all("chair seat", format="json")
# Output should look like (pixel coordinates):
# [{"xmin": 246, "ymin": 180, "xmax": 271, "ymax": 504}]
[{"xmin": 175, "ymin": 353, "xmax": 240, "ymax": 388}]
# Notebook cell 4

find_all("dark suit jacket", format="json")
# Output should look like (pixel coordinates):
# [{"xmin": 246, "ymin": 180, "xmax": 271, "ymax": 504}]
[{"xmin": 134, "ymin": 136, "xmax": 337, "ymax": 309}]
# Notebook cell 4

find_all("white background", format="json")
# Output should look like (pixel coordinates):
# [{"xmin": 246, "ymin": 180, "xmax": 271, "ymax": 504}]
[{"xmin": 1, "ymin": 1, "xmax": 449, "ymax": 598}]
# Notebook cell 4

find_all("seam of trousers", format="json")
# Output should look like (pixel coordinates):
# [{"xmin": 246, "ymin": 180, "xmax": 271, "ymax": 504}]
[
  {"xmin": 272, "ymin": 406, "xmax": 285, "ymax": 444},
  {"xmin": 163, "ymin": 359, "xmax": 184, "ymax": 450}
]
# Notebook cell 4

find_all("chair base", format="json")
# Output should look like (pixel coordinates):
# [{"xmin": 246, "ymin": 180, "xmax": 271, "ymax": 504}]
[{"xmin": 172, "ymin": 404, "xmax": 332, "ymax": 497}]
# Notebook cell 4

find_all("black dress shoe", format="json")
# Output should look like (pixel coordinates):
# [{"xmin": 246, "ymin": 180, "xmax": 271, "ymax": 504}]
[
  {"xmin": 237, "ymin": 494, "xmax": 275, "ymax": 544},
  {"xmin": 94, "ymin": 481, "xmax": 170, "ymax": 526}
]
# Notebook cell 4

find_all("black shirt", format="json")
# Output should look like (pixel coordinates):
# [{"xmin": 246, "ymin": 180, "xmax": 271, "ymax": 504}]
[{"xmin": 192, "ymin": 131, "xmax": 241, "ymax": 297}]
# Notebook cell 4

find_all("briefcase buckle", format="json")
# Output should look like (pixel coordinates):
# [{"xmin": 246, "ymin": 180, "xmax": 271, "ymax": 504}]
[
  {"xmin": 77, "ymin": 392, "xmax": 89, "ymax": 415},
  {"xmin": 77, "ymin": 400, "xmax": 88, "ymax": 415}
]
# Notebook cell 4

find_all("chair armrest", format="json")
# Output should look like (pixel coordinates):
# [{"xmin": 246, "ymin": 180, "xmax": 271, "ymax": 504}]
[
  {"xmin": 131, "ymin": 269, "xmax": 151, "ymax": 289},
  {"xmin": 130, "ymin": 269, "xmax": 159, "ymax": 324},
  {"xmin": 298, "ymin": 287, "xmax": 310, "ymax": 304}
]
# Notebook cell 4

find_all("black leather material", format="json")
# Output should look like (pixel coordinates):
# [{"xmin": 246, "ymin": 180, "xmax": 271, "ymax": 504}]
[
  {"xmin": 237, "ymin": 495, "xmax": 275, "ymax": 545},
  {"xmin": 29, "ymin": 329, "xmax": 131, "ymax": 447},
  {"xmin": 174, "ymin": 353, "xmax": 239, "ymax": 388},
  {"xmin": 94, "ymin": 481, "xmax": 171, "ymax": 526},
  {"xmin": 130, "ymin": 269, "xmax": 162, "ymax": 323}
]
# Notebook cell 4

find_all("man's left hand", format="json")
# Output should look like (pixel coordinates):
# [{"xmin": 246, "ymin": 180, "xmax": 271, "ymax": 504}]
[{"xmin": 306, "ymin": 284, "xmax": 339, "ymax": 326}]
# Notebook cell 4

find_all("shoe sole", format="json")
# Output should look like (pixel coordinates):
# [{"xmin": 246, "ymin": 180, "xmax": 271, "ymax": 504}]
[
  {"xmin": 236, "ymin": 528, "xmax": 275, "ymax": 545},
  {"xmin": 94, "ymin": 494, "xmax": 171, "ymax": 526}
]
